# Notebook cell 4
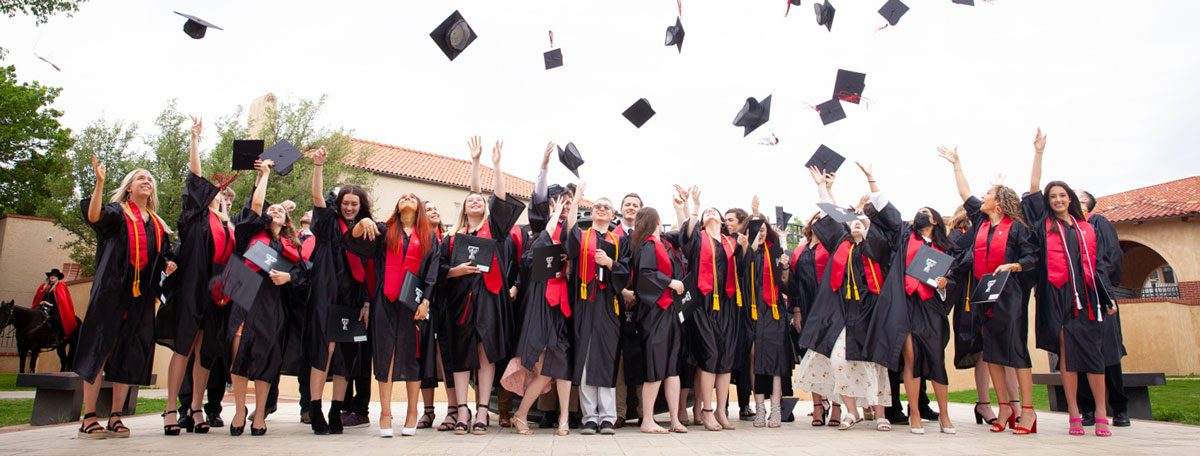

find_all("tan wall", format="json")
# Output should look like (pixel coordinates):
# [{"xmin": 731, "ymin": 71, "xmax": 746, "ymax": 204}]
[
  {"xmin": 0, "ymin": 216, "xmax": 77, "ymax": 313},
  {"xmin": 1115, "ymin": 218, "xmax": 1200, "ymax": 282},
  {"xmin": 1116, "ymin": 300, "xmax": 1200, "ymax": 376},
  {"xmin": 368, "ymin": 174, "xmax": 530, "ymax": 228}
]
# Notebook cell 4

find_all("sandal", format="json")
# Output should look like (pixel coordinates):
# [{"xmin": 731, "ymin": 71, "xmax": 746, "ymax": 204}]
[
  {"xmin": 1069, "ymin": 417, "xmax": 1084, "ymax": 436},
  {"xmin": 78, "ymin": 412, "xmax": 107, "ymax": 440},
  {"xmin": 162, "ymin": 410, "xmax": 181, "ymax": 436},
  {"xmin": 876, "ymin": 418, "xmax": 892, "ymax": 432},
  {"xmin": 811, "ymin": 401, "xmax": 828, "ymax": 427},
  {"xmin": 106, "ymin": 412, "xmax": 130, "ymax": 438},
  {"xmin": 416, "ymin": 406, "xmax": 436, "ymax": 429},
  {"xmin": 438, "ymin": 404, "xmax": 460, "ymax": 431},
  {"xmin": 1094, "ymin": 418, "xmax": 1112, "ymax": 437},
  {"xmin": 190, "ymin": 409, "xmax": 210, "ymax": 434},
  {"xmin": 471, "ymin": 404, "xmax": 489, "ymax": 435},
  {"xmin": 556, "ymin": 418, "xmax": 569, "ymax": 436},
  {"xmin": 701, "ymin": 408, "xmax": 722, "ymax": 432},
  {"xmin": 512, "ymin": 416, "xmax": 534, "ymax": 435},
  {"xmin": 769, "ymin": 402, "xmax": 782, "ymax": 428},
  {"xmin": 1013, "ymin": 406, "xmax": 1037, "ymax": 435},
  {"xmin": 753, "ymin": 404, "xmax": 766, "ymax": 428},
  {"xmin": 827, "ymin": 402, "xmax": 842, "ymax": 427},
  {"xmin": 838, "ymin": 412, "xmax": 861, "ymax": 431},
  {"xmin": 453, "ymin": 405, "xmax": 471, "ymax": 435},
  {"xmin": 974, "ymin": 401, "xmax": 998, "ymax": 425}
]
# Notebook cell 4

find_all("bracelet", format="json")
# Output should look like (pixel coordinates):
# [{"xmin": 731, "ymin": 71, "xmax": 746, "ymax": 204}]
[{"xmin": 868, "ymin": 180, "xmax": 876, "ymax": 183}]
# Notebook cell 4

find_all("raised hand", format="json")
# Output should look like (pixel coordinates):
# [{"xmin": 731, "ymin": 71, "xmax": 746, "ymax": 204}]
[
  {"xmin": 549, "ymin": 194, "xmax": 566, "ymax": 218},
  {"xmin": 808, "ymin": 165, "xmax": 825, "ymax": 185},
  {"xmin": 189, "ymin": 115, "xmax": 203, "ymax": 139},
  {"xmin": 542, "ymin": 141, "xmax": 555, "ymax": 169},
  {"xmin": 936, "ymin": 145, "xmax": 959, "ymax": 165},
  {"xmin": 672, "ymin": 187, "xmax": 686, "ymax": 210},
  {"xmin": 750, "ymin": 195, "xmax": 760, "ymax": 217},
  {"xmin": 737, "ymin": 232, "xmax": 749, "ymax": 249},
  {"xmin": 92, "ymin": 154, "xmax": 106, "ymax": 183},
  {"xmin": 576, "ymin": 182, "xmax": 587, "ymax": 198},
  {"xmin": 281, "ymin": 200, "xmax": 296, "ymax": 214},
  {"xmin": 311, "ymin": 146, "xmax": 328, "ymax": 165},
  {"xmin": 468, "ymin": 136, "xmax": 483, "ymax": 162},
  {"xmin": 1033, "ymin": 127, "xmax": 1047, "ymax": 153},
  {"xmin": 491, "ymin": 140, "xmax": 503, "ymax": 166},
  {"xmin": 825, "ymin": 172, "xmax": 836, "ymax": 190},
  {"xmin": 855, "ymin": 161, "xmax": 873, "ymax": 180},
  {"xmin": 690, "ymin": 185, "xmax": 701, "ymax": 205}
]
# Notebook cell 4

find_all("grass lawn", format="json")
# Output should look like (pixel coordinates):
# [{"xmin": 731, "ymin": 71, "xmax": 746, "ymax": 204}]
[
  {"xmin": 0, "ymin": 374, "xmax": 35, "ymax": 392},
  {"xmin": 0, "ymin": 398, "xmax": 168, "ymax": 428},
  {"xmin": 900, "ymin": 377, "xmax": 1200, "ymax": 426}
]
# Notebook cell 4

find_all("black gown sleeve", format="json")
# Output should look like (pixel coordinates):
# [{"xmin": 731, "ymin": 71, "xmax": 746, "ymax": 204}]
[
  {"xmin": 1090, "ymin": 214, "xmax": 1123, "ymax": 287},
  {"xmin": 811, "ymin": 215, "xmax": 847, "ymax": 255},
  {"xmin": 234, "ymin": 207, "xmax": 270, "ymax": 253},
  {"xmin": 636, "ymin": 241, "xmax": 673, "ymax": 308}
]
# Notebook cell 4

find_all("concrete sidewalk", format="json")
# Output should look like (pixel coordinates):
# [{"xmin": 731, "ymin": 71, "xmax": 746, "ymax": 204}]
[{"xmin": 0, "ymin": 401, "xmax": 1194, "ymax": 455}]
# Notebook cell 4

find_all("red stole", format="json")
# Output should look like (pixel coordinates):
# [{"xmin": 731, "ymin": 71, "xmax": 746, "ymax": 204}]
[
  {"xmin": 904, "ymin": 232, "xmax": 940, "ymax": 301},
  {"xmin": 698, "ymin": 231, "xmax": 740, "ymax": 310},
  {"xmin": 339, "ymin": 218, "xmax": 377, "ymax": 298},
  {"xmin": 792, "ymin": 243, "xmax": 830, "ymax": 282},
  {"xmin": 973, "ymin": 216, "xmax": 1013, "ymax": 279},
  {"xmin": 31, "ymin": 283, "xmax": 77, "ymax": 336},
  {"xmin": 1045, "ymin": 218, "xmax": 1099, "ymax": 319},
  {"xmin": 384, "ymin": 231, "xmax": 423, "ymax": 302},
  {"xmin": 449, "ymin": 219, "xmax": 504, "ymax": 294},
  {"xmin": 300, "ymin": 234, "xmax": 316, "ymax": 261},
  {"xmin": 646, "ymin": 236, "xmax": 673, "ymax": 309},
  {"xmin": 829, "ymin": 240, "xmax": 882, "ymax": 298},
  {"xmin": 244, "ymin": 231, "xmax": 301, "ymax": 272},
  {"xmin": 509, "ymin": 225, "xmax": 525, "ymax": 261},
  {"xmin": 762, "ymin": 241, "xmax": 779, "ymax": 320},
  {"xmin": 122, "ymin": 202, "xmax": 163, "ymax": 298},
  {"xmin": 612, "ymin": 223, "xmax": 626, "ymax": 237},
  {"xmin": 544, "ymin": 224, "xmax": 570, "ymax": 317},
  {"xmin": 208, "ymin": 211, "xmax": 234, "ymax": 265}
]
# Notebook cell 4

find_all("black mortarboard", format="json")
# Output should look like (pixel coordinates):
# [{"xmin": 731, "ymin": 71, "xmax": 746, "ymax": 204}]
[
  {"xmin": 213, "ymin": 256, "xmax": 261, "ymax": 311},
  {"xmin": 232, "ymin": 140, "xmax": 263, "ymax": 171},
  {"xmin": 451, "ymin": 234, "xmax": 498, "ymax": 272},
  {"xmin": 397, "ymin": 271, "xmax": 425, "ymax": 312},
  {"xmin": 732, "ymin": 95, "xmax": 772, "ymax": 137},
  {"xmin": 623, "ymin": 98, "xmax": 656, "ymax": 128},
  {"xmin": 833, "ymin": 69, "xmax": 867, "ymax": 104},
  {"xmin": 557, "ymin": 142, "xmax": 584, "ymax": 177},
  {"xmin": 245, "ymin": 241, "xmax": 294, "ymax": 273},
  {"xmin": 776, "ymin": 206, "xmax": 793, "ymax": 229},
  {"xmin": 531, "ymin": 244, "xmax": 566, "ymax": 282},
  {"xmin": 953, "ymin": 0, "xmax": 975, "ymax": 6},
  {"xmin": 786, "ymin": 0, "xmax": 804, "ymax": 17},
  {"xmin": 430, "ymin": 10, "xmax": 477, "ymax": 61},
  {"xmin": 262, "ymin": 140, "xmax": 303, "ymax": 176},
  {"xmin": 326, "ymin": 305, "xmax": 368, "ymax": 343},
  {"xmin": 544, "ymin": 48, "xmax": 563, "ymax": 70},
  {"xmin": 816, "ymin": 202, "xmax": 866, "ymax": 224},
  {"xmin": 814, "ymin": 0, "xmax": 836, "ymax": 31},
  {"xmin": 878, "ymin": 0, "xmax": 910, "ymax": 26},
  {"xmin": 905, "ymin": 245, "xmax": 954, "ymax": 287},
  {"xmin": 746, "ymin": 218, "xmax": 765, "ymax": 238},
  {"xmin": 970, "ymin": 270, "xmax": 1011, "ymax": 304},
  {"xmin": 175, "ymin": 12, "xmax": 222, "ymax": 40},
  {"xmin": 805, "ymin": 144, "xmax": 845, "ymax": 173},
  {"xmin": 547, "ymin": 183, "xmax": 576, "ymax": 200},
  {"xmin": 665, "ymin": 17, "xmax": 685, "ymax": 53},
  {"xmin": 815, "ymin": 98, "xmax": 846, "ymax": 125}
]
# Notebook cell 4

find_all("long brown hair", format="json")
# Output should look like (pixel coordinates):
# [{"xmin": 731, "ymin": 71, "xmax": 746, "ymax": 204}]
[
  {"xmin": 992, "ymin": 185, "xmax": 1028, "ymax": 227},
  {"xmin": 385, "ymin": 193, "xmax": 433, "ymax": 257},
  {"xmin": 335, "ymin": 184, "xmax": 372, "ymax": 223},
  {"xmin": 629, "ymin": 207, "xmax": 662, "ymax": 267},
  {"xmin": 1043, "ymin": 180, "xmax": 1086, "ymax": 235},
  {"xmin": 950, "ymin": 205, "xmax": 971, "ymax": 232},
  {"xmin": 802, "ymin": 211, "xmax": 820, "ymax": 245},
  {"xmin": 266, "ymin": 205, "xmax": 300, "ymax": 247}
]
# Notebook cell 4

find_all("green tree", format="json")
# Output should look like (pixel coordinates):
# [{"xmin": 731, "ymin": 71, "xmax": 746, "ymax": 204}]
[
  {"xmin": 0, "ymin": 65, "xmax": 73, "ymax": 216},
  {"xmin": 1, "ymin": 0, "xmax": 89, "ymax": 59},
  {"xmin": 144, "ymin": 100, "xmax": 191, "ymax": 231}
]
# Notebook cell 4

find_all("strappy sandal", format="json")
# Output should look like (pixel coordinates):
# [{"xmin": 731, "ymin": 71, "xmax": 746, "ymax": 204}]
[
  {"xmin": 106, "ymin": 412, "xmax": 130, "ymax": 438},
  {"xmin": 453, "ymin": 405, "xmax": 471, "ymax": 435},
  {"xmin": 512, "ymin": 416, "xmax": 534, "ymax": 435},
  {"xmin": 189, "ymin": 409, "xmax": 210, "ymax": 434},
  {"xmin": 701, "ymin": 408, "xmax": 722, "ymax": 431},
  {"xmin": 437, "ymin": 404, "xmax": 460, "ymax": 431},
  {"xmin": 811, "ymin": 402, "xmax": 828, "ymax": 427},
  {"xmin": 827, "ymin": 402, "xmax": 842, "ymax": 427},
  {"xmin": 472, "ymin": 404, "xmax": 490, "ymax": 435},
  {"xmin": 1094, "ymin": 418, "xmax": 1112, "ymax": 437},
  {"xmin": 78, "ymin": 412, "xmax": 107, "ymax": 440},
  {"xmin": 838, "ymin": 412, "xmax": 862, "ymax": 431},
  {"xmin": 975, "ymin": 401, "xmax": 998, "ymax": 425},
  {"xmin": 768, "ymin": 402, "xmax": 782, "ymax": 428},
  {"xmin": 416, "ymin": 406, "xmax": 436, "ymax": 429},
  {"xmin": 162, "ymin": 410, "xmax": 181, "ymax": 436},
  {"xmin": 1013, "ymin": 406, "xmax": 1037, "ymax": 435}
]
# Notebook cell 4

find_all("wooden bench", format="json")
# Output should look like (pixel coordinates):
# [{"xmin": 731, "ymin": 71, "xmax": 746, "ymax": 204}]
[
  {"xmin": 1032, "ymin": 372, "xmax": 1165, "ymax": 420},
  {"xmin": 15, "ymin": 372, "xmax": 157, "ymax": 426}
]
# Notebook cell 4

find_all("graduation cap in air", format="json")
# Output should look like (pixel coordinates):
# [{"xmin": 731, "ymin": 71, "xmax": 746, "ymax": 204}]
[
  {"xmin": 430, "ymin": 10, "xmax": 477, "ymax": 61},
  {"xmin": 833, "ymin": 70, "xmax": 867, "ymax": 104},
  {"xmin": 817, "ymin": 202, "xmax": 866, "ymax": 224},
  {"xmin": 814, "ymin": 0, "xmax": 836, "ymax": 31},
  {"xmin": 175, "ymin": 12, "xmax": 223, "ymax": 40},
  {"xmin": 776, "ymin": 206, "xmax": 793, "ymax": 229},
  {"xmin": 786, "ymin": 0, "xmax": 804, "ymax": 17},
  {"xmin": 746, "ymin": 218, "xmax": 766, "ymax": 238},
  {"xmin": 665, "ymin": 17, "xmax": 685, "ymax": 52},
  {"xmin": 557, "ymin": 142, "xmax": 584, "ymax": 177},
  {"xmin": 623, "ymin": 98, "xmax": 656, "ymax": 128},
  {"xmin": 232, "ymin": 140, "xmax": 264, "ymax": 171},
  {"xmin": 211, "ymin": 256, "xmax": 261, "ymax": 311},
  {"xmin": 878, "ymin": 0, "xmax": 910, "ymax": 26},
  {"xmin": 544, "ymin": 48, "xmax": 563, "ymax": 70},
  {"xmin": 815, "ymin": 98, "xmax": 846, "ymax": 125},
  {"xmin": 733, "ymin": 95, "xmax": 772, "ymax": 137},
  {"xmin": 805, "ymin": 144, "xmax": 845, "ymax": 174},
  {"xmin": 953, "ymin": 0, "xmax": 975, "ymax": 5},
  {"xmin": 262, "ymin": 140, "xmax": 303, "ymax": 176}
]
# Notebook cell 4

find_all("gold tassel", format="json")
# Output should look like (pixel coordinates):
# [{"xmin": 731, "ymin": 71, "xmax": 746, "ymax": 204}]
[{"xmin": 613, "ymin": 296, "xmax": 620, "ymax": 316}]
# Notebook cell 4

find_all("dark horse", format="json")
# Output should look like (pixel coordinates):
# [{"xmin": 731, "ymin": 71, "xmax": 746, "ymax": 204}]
[{"xmin": 0, "ymin": 300, "xmax": 78, "ymax": 373}]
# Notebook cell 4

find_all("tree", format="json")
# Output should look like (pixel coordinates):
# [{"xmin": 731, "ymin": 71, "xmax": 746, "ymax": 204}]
[
  {"xmin": 1, "ymin": 0, "xmax": 89, "ymax": 59},
  {"xmin": 0, "ymin": 65, "xmax": 72, "ymax": 216}
]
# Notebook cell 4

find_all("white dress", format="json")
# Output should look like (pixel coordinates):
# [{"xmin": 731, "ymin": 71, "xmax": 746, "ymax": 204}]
[{"xmin": 795, "ymin": 329, "xmax": 891, "ymax": 406}]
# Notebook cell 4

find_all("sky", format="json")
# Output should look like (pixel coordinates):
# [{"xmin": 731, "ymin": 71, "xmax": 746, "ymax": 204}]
[{"xmin": 3, "ymin": 0, "xmax": 1199, "ymax": 222}]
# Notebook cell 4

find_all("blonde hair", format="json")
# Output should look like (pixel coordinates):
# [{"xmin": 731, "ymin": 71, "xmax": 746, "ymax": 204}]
[
  {"xmin": 453, "ymin": 192, "xmax": 489, "ymax": 234},
  {"xmin": 110, "ymin": 168, "xmax": 173, "ymax": 234}
]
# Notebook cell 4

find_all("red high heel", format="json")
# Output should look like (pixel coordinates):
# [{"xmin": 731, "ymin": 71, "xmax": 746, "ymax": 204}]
[
  {"xmin": 990, "ymin": 403, "xmax": 1015, "ymax": 432},
  {"xmin": 1013, "ymin": 406, "xmax": 1037, "ymax": 435}
]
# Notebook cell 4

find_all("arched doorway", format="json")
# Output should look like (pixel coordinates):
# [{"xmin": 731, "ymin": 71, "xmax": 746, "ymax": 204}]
[{"xmin": 1119, "ymin": 240, "xmax": 1179, "ymax": 299}]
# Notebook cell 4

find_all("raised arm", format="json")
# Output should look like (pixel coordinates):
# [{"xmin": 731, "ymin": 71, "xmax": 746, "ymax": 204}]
[
  {"xmin": 251, "ymin": 160, "xmax": 273, "ymax": 215},
  {"xmin": 856, "ymin": 161, "xmax": 878, "ymax": 193},
  {"xmin": 87, "ymin": 154, "xmax": 106, "ymax": 223},
  {"xmin": 937, "ymin": 146, "xmax": 972, "ymax": 202},
  {"xmin": 491, "ymin": 140, "xmax": 506, "ymax": 200},
  {"xmin": 188, "ymin": 115, "xmax": 203, "ymax": 177},
  {"xmin": 671, "ymin": 185, "xmax": 688, "ymax": 230},
  {"xmin": 689, "ymin": 185, "xmax": 701, "ymax": 229},
  {"xmin": 1029, "ymin": 128, "xmax": 1047, "ymax": 194},
  {"xmin": 809, "ymin": 166, "xmax": 831, "ymax": 203},
  {"xmin": 468, "ymin": 136, "xmax": 482, "ymax": 193},
  {"xmin": 750, "ymin": 195, "xmax": 761, "ymax": 218},
  {"xmin": 565, "ymin": 182, "xmax": 585, "ymax": 233},
  {"xmin": 311, "ymin": 147, "xmax": 327, "ymax": 208}
]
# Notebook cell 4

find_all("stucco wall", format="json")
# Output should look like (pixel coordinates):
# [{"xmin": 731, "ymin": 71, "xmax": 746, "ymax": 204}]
[
  {"xmin": 368, "ymin": 174, "xmax": 530, "ymax": 228},
  {"xmin": 1115, "ymin": 218, "xmax": 1200, "ymax": 282},
  {"xmin": 0, "ymin": 216, "xmax": 77, "ymax": 313}
]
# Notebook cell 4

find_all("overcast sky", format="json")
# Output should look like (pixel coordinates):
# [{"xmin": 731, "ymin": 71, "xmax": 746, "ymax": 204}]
[{"xmin": 3, "ymin": 0, "xmax": 1198, "ymax": 221}]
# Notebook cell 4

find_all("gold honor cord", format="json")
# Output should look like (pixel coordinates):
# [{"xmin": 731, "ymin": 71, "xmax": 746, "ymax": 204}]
[
  {"xmin": 710, "ymin": 235, "xmax": 720, "ymax": 311},
  {"xmin": 581, "ymin": 229, "xmax": 592, "ymax": 299}
]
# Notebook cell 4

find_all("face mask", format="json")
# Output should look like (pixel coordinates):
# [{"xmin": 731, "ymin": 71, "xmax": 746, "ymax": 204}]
[{"xmin": 913, "ymin": 213, "xmax": 933, "ymax": 230}]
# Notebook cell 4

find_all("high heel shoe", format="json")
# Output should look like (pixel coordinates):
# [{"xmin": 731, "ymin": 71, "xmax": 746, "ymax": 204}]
[
  {"xmin": 161, "ymin": 410, "xmax": 181, "ymax": 436},
  {"xmin": 974, "ymin": 401, "xmax": 998, "ymax": 425},
  {"xmin": 990, "ymin": 403, "xmax": 1015, "ymax": 433},
  {"xmin": 380, "ymin": 414, "xmax": 394, "ymax": 437},
  {"xmin": 400, "ymin": 426, "xmax": 416, "ymax": 437},
  {"xmin": 1013, "ymin": 406, "xmax": 1037, "ymax": 435},
  {"xmin": 940, "ymin": 420, "xmax": 957, "ymax": 435},
  {"xmin": 185, "ymin": 408, "xmax": 210, "ymax": 434},
  {"xmin": 1094, "ymin": 418, "xmax": 1112, "ymax": 437},
  {"xmin": 512, "ymin": 416, "xmax": 534, "ymax": 435},
  {"xmin": 473, "ymin": 404, "xmax": 491, "ymax": 435},
  {"xmin": 1069, "ymin": 417, "xmax": 1085, "ymax": 436}
]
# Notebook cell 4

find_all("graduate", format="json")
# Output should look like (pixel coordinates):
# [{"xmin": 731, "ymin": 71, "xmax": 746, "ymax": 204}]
[
  {"xmin": 794, "ymin": 166, "xmax": 892, "ymax": 431},
  {"xmin": 438, "ymin": 136, "xmax": 525, "ymax": 435},
  {"xmin": 630, "ymin": 206, "xmax": 689, "ymax": 434},
  {"xmin": 938, "ymin": 144, "xmax": 1039, "ymax": 435},
  {"xmin": 416, "ymin": 201, "xmax": 455, "ymax": 430},
  {"xmin": 723, "ymin": 203, "xmax": 756, "ymax": 424},
  {"xmin": 496, "ymin": 220, "xmax": 529, "ymax": 429},
  {"xmin": 745, "ymin": 215, "xmax": 794, "ymax": 428},
  {"xmin": 788, "ymin": 212, "xmax": 838, "ymax": 426},
  {"xmin": 157, "ymin": 116, "xmax": 235, "ymax": 435},
  {"xmin": 1076, "ymin": 190, "xmax": 1130, "ymax": 427},
  {"xmin": 75, "ymin": 157, "xmax": 176, "ymax": 440},
  {"xmin": 306, "ymin": 147, "xmax": 374, "ymax": 435},
  {"xmin": 613, "ymin": 192, "xmax": 644, "ymax": 428},
  {"xmin": 343, "ymin": 192, "xmax": 439, "ymax": 437},
  {"xmin": 857, "ymin": 162, "xmax": 958, "ymax": 434},
  {"xmin": 1023, "ymin": 129, "xmax": 1117, "ymax": 437},
  {"xmin": 227, "ymin": 159, "xmax": 308, "ymax": 436}
]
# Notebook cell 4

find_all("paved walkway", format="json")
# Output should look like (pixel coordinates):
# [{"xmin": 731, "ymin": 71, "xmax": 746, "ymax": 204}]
[{"xmin": 0, "ymin": 401, "xmax": 1194, "ymax": 455}]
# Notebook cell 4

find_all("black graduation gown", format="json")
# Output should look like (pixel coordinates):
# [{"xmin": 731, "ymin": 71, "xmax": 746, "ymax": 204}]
[
  {"xmin": 513, "ymin": 227, "xmax": 572, "ymax": 381},
  {"xmin": 680, "ymin": 221, "xmax": 744, "ymax": 374},
  {"xmin": 633, "ymin": 235, "xmax": 686, "ymax": 383},
  {"xmin": 733, "ymin": 237, "xmax": 756, "ymax": 375},
  {"xmin": 787, "ymin": 243, "xmax": 820, "ymax": 361},
  {"xmin": 1089, "ymin": 214, "xmax": 1127, "ymax": 366},
  {"xmin": 438, "ymin": 195, "xmax": 525, "ymax": 372},
  {"xmin": 228, "ymin": 209, "xmax": 308, "ymax": 384},
  {"xmin": 1024, "ymin": 193, "xmax": 1115, "ymax": 375},
  {"xmin": 569, "ymin": 226, "xmax": 632, "ymax": 387},
  {"xmin": 750, "ymin": 244, "xmax": 795, "ymax": 378},
  {"xmin": 75, "ymin": 199, "xmax": 171, "ymax": 385},
  {"xmin": 343, "ymin": 223, "xmax": 440, "ymax": 382},
  {"xmin": 423, "ymin": 232, "xmax": 448, "ymax": 384},
  {"xmin": 796, "ymin": 214, "xmax": 890, "ymax": 362},
  {"xmin": 156, "ymin": 173, "xmax": 232, "ymax": 369},
  {"xmin": 616, "ymin": 226, "xmax": 646, "ymax": 386},
  {"xmin": 304, "ymin": 193, "xmax": 370, "ymax": 376},
  {"xmin": 963, "ymin": 196, "xmax": 1038, "ymax": 369},
  {"xmin": 948, "ymin": 228, "xmax": 983, "ymax": 369}
]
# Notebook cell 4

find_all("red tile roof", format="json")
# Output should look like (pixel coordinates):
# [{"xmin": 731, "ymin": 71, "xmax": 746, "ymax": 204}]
[
  {"xmin": 1093, "ymin": 176, "xmax": 1200, "ymax": 224},
  {"xmin": 346, "ymin": 138, "xmax": 534, "ymax": 199}
]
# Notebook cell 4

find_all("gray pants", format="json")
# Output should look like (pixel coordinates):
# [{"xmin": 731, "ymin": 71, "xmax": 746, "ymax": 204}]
[{"xmin": 579, "ymin": 349, "xmax": 617, "ymax": 425}]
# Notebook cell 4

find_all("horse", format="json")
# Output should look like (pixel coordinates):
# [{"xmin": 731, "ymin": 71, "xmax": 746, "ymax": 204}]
[{"xmin": 0, "ymin": 300, "xmax": 79, "ymax": 373}]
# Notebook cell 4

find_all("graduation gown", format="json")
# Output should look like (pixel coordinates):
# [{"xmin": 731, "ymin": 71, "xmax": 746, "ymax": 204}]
[
  {"xmin": 156, "ymin": 173, "xmax": 234, "ymax": 369},
  {"xmin": 304, "ymin": 193, "xmax": 371, "ymax": 376},
  {"xmin": 1024, "ymin": 193, "xmax": 1116, "ymax": 374},
  {"xmin": 76, "ymin": 199, "xmax": 171, "ymax": 385},
  {"xmin": 1088, "ymin": 213, "xmax": 1127, "ymax": 365},
  {"xmin": 749, "ymin": 242, "xmax": 795, "ymax": 378},
  {"xmin": 513, "ymin": 226, "xmax": 572, "ymax": 381},
  {"xmin": 614, "ymin": 225, "xmax": 646, "ymax": 386},
  {"xmin": 787, "ymin": 242, "xmax": 825, "ymax": 361},
  {"xmin": 569, "ymin": 226, "xmax": 632, "ymax": 387},
  {"xmin": 947, "ymin": 227, "xmax": 983, "ymax": 369},
  {"xmin": 228, "ymin": 209, "xmax": 308, "ymax": 383},
  {"xmin": 343, "ymin": 222, "xmax": 440, "ymax": 382},
  {"xmin": 962, "ymin": 196, "xmax": 1038, "ymax": 369},
  {"xmin": 633, "ymin": 234, "xmax": 686, "ymax": 383},
  {"xmin": 680, "ymin": 221, "xmax": 744, "ymax": 374},
  {"xmin": 438, "ymin": 195, "xmax": 525, "ymax": 372}
]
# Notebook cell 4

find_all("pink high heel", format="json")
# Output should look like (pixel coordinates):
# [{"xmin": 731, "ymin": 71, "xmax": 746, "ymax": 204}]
[
  {"xmin": 1094, "ymin": 418, "xmax": 1112, "ymax": 437},
  {"xmin": 1068, "ymin": 417, "xmax": 1084, "ymax": 436}
]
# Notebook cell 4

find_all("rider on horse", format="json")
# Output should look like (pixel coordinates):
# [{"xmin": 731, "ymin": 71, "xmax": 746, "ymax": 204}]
[{"xmin": 31, "ymin": 268, "xmax": 78, "ymax": 343}]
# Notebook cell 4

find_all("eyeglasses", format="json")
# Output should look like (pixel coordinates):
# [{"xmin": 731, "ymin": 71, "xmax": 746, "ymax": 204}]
[{"xmin": 593, "ymin": 204, "xmax": 612, "ymax": 211}]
